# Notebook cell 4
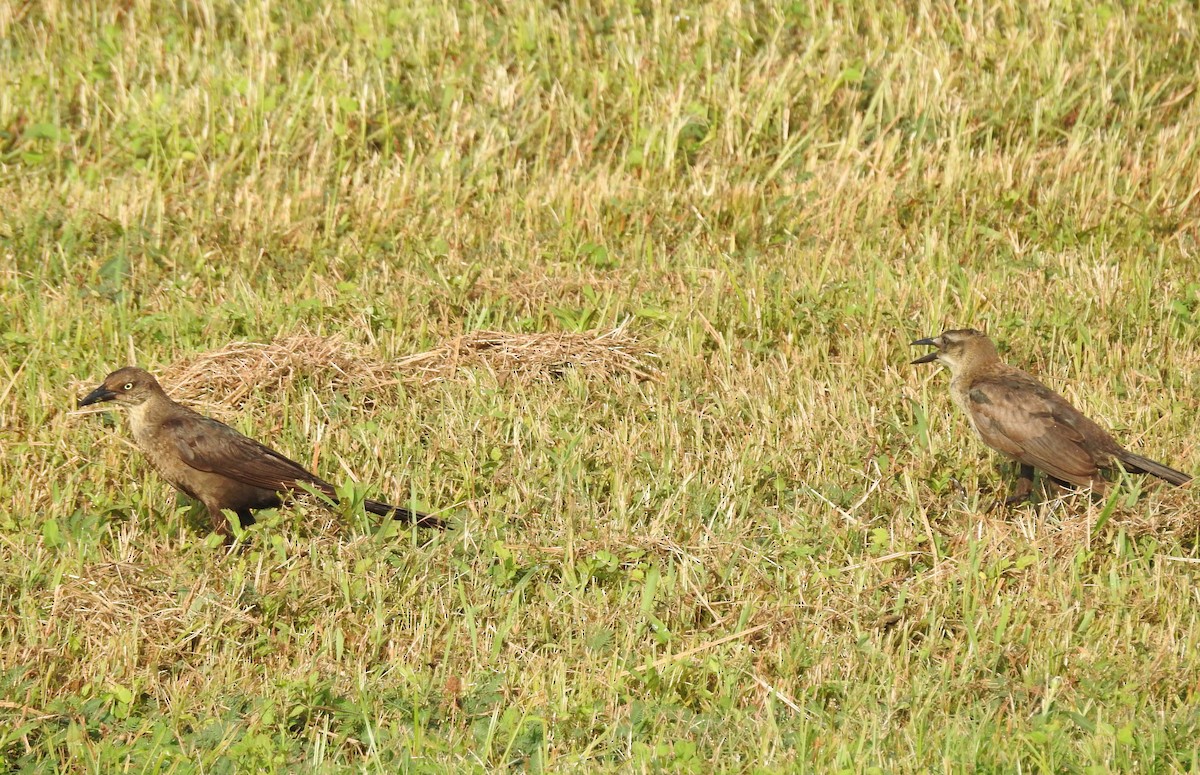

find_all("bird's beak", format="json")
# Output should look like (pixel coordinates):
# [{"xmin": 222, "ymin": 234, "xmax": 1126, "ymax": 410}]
[
  {"xmin": 910, "ymin": 337, "xmax": 940, "ymax": 365},
  {"xmin": 78, "ymin": 385, "xmax": 117, "ymax": 408}
]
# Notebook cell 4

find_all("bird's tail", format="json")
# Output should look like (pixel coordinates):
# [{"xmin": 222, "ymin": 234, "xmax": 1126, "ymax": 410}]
[
  {"xmin": 1115, "ymin": 450, "xmax": 1192, "ymax": 486},
  {"xmin": 364, "ymin": 498, "xmax": 445, "ymax": 529}
]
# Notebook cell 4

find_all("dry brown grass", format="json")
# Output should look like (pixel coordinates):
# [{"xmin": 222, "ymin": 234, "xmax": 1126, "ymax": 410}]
[
  {"xmin": 144, "ymin": 324, "xmax": 658, "ymax": 411},
  {"xmin": 159, "ymin": 331, "xmax": 392, "ymax": 408},
  {"xmin": 393, "ymin": 323, "xmax": 659, "ymax": 384}
]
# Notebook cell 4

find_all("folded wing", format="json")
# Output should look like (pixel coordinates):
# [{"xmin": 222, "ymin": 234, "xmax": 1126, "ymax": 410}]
[
  {"xmin": 161, "ymin": 414, "xmax": 336, "ymax": 498},
  {"xmin": 967, "ymin": 374, "xmax": 1105, "ymax": 486}
]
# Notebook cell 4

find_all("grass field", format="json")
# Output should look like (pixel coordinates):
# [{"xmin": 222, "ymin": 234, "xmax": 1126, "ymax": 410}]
[{"xmin": 3, "ymin": 0, "xmax": 1200, "ymax": 770}]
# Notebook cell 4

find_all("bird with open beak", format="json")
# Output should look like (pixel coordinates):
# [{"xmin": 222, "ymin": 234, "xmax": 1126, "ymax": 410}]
[{"xmin": 911, "ymin": 329, "xmax": 1190, "ymax": 505}]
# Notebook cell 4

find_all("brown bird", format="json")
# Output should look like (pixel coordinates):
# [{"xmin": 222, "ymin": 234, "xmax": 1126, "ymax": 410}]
[
  {"xmin": 78, "ymin": 366, "xmax": 443, "ymax": 534},
  {"xmin": 911, "ymin": 329, "xmax": 1191, "ymax": 505}
]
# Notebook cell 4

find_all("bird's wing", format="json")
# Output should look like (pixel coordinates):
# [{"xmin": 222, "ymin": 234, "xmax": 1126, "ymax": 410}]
[
  {"xmin": 160, "ymin": 414, "xmax": 334, "ymax": 496},
  {"xmin": 966, "ymin": 373, "xmax": 1100, "ymax": 485}
]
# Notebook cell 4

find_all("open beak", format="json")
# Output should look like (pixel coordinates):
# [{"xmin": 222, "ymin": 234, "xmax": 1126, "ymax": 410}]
[
  {"xmin": 78, "ymin": 385, "xmax": 117, "ymax": 408},
  {"xmin": 910, "ymin": 337, "xmax": 940, "ymax": 365}
]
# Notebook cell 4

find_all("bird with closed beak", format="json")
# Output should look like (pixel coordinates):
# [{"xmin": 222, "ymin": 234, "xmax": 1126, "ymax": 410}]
[
  {"xmin": 78, "ymin": 366, "xmax": 443, "ymax": 535},
  {"xmin": 911, "ymin": 329, "xmax": 1191, "ymax": 505}
]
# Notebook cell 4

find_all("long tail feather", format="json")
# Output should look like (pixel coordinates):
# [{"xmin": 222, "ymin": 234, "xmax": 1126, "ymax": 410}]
[
  {"xmin": 1115, "ymin": 450, "xmax": 1192, "ymax": 486},
  {"xmin": 364, "ymin": 498, "xmax": 446, "ymax": 529}
]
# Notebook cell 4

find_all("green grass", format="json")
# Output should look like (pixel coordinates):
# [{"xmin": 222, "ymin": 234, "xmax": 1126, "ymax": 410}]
[{"xmin": 3, "ymin": 0, "xmax": 1200, "ymax": 770}]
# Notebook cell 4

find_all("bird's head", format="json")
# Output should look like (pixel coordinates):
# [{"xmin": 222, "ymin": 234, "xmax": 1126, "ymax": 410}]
[
  {"xmin": 78, "ymin": 367, "xmax": 164, "ymax": 409},
  {"xmin": 910, "ymin": 328, "xmax": 998, "ymax": 374}
]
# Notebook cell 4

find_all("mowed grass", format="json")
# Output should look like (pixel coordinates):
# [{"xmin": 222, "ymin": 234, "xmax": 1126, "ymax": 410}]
[{"xmin": 2, "ymin": 0, "xmax": 1200, "ymax": 770}]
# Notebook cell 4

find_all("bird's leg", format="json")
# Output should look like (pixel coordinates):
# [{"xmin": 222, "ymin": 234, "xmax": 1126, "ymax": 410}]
[
  {"xmin": 989, "ymin": 464, "xmax": 1035, "ymax": 511},
  {"xmin": 205, "ymin": 502, "xmax": 244, "ymax": 538},
  {"xmin": 1003, "ymin": 464, "xmax": 1036, "ymax": 505},
  {"xmin": 1044, "ymin": 478, "xmax": 1066, "ymax": 500},
  {"xmin": 202, "ymin": 500, "xmax": 226, "ymax": 536}
]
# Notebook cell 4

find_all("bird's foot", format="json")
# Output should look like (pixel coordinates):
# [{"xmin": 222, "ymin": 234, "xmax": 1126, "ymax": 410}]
[
  {"xmin": 988, "ymin": 483, "xmax": 1034, "ymax": 512},
  {"xmin": 988, "ymin": 465, "xmax": 1036, "ymax": 512}
]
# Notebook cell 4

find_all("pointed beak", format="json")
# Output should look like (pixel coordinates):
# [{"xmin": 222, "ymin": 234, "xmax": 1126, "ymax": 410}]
[
  {"xmin": 910, "ymin": 337, "xmax": 940, "ymax": 365},
  {"xmin": 78, "ymin": 385, "xmax": 117, "ymax": 408}
]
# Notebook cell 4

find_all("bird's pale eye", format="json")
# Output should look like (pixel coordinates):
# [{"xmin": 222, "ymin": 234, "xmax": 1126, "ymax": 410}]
[{"xmin": 123, "ymin": 383, "xmax": 133, "ymax": 390}]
